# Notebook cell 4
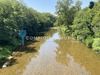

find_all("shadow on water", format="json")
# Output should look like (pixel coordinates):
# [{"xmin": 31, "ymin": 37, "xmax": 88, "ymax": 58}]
[
  {"xmin": 0, "ymin": 62, "xmax": 5, "ymax": 68},
  {"xmin": 37, "ymin": 28, "xmax": 51, "ymax": 36},
  {"xmin": 0, "ymin": 28, "xmax": 58, "ymax": 75},
  {"xmin": 0, "ymin": 59, "xmax": 18, "ymax": 69},
  {"xmin": 8, "ymin": 28, "xmax": 56, "ymax": 66},
  {"xmin": 13, "ymin": 28, "xmax": 53, "ymax": 53},
  {"xmin": 0, "ymin": 44, "xmax": 37, "ymax": 68},
  {"xmin": 9, "ymin": 59, "xmax": 18, "ymax": 66},
  {"xmin": 0, "ymin": 29, "xmax": 50, "ymax": 68},
  {"xmin": 14, "ymin": 44, "xmax": 37, "ymax": 53}
]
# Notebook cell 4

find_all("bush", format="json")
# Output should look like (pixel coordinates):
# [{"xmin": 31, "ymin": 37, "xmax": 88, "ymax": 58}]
[
  {"xmin": 92, "ymin": 38, "xmax": 100, "ymax": 52},
  {"xmin": 85, "ymin": 36, "xmax": 93, "ymax": 47},
  {"xmin": 0, "ymin": 47, "xmax": 11, "ymax": 62}
]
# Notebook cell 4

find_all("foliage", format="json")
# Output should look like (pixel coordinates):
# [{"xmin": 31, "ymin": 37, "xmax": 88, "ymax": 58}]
[
  {"xmin": 55, "ymin": 0, "xmax": 76, "ymax": 27},
  {"xmin": 0, "ymin": 47, "xmax": 11, "ymax": 62},
  {"xmin": 0, "ymin": 0, "xmax": 56, "ymax": 44},
  {"xmin": 75, "ymin": 0, "xmax": 82, "ymax": 11},
  {"xmin": 92, "ymin": 38, "xmax": 100, "ymax": 52},
  {"xmin": 0, "ymin": 0, "xmax": 56, "ymax": 62},
  {"xmin": 55, "ymin": 0, "xmax": 100, "ymax": 52},
  {"xmin": 92, "ymin": 10, "xmax": 100, "ymax": 38},
  {"xmin": 85, "ymin": 36, "xmax": 93, "ymax": 47},
  {"xmin": 55, "ymin": 0, "xmax": 82, "ymax": 36},
  {"xmin": 72, "ymin": 9, "xmax": 94, "ymax": 42}
]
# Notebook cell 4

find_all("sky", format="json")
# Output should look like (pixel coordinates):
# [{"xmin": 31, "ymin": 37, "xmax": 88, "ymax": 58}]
[{"xmin": 21, "ymin": 0, "xmax": 98, "ymax": 14}]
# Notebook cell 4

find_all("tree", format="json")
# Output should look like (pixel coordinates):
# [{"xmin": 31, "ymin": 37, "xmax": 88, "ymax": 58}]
[
  {"xmin": 75, "ymin": 0, "xmax": 82, "ymax": 11},
  {"xmin": 0, "ymin": 0, "xmax": 56, "ymax": 61},
  {"xmin": 92, "ymin": 10, "xmax": 100, "ymax": 38},
  {"xmin": 55, "ymin": 0, "xmax": 74, "ymax": 27},
  {"xmin": 72, "ymin": 8, "xmax": 94, "ymax": 44}
]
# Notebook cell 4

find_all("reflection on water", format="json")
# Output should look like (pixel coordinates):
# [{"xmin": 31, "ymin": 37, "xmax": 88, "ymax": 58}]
[
  {"xmin": 0, "ymin": 29, "xmax": 100, "ymax": 75},
  {"xmin": 23, "ymin": 33, "xmax": 60, "ymax": 75},
  {"xmin": 23, "ymin": 32, "xmax": 90, "ymax": 75},
  {"xmin": 55, "ymin": 33, "xmax": 100, "ymax": 75},
  {"xmin": 0, "ymin": 29, "xmax": 57, "ymax": 75}
]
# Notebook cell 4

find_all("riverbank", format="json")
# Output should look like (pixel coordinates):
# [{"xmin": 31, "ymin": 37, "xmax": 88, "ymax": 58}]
[
  {"xmin": 0, "ymin": 28, "xmax": 54, "ymax": 68},
  {"xmin": 58, "ymin": 25, "xmax": 100, "ymax": 54},
  {"xmin": 0, "ymin": 29, "xmax": 57, "ymax": 74},
  {"xmin": 0, "ymin": 41, "xmax": 21, "ymax": 68}
]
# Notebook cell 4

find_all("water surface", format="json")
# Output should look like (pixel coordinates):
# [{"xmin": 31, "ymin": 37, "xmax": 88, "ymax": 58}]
[{"xmin": 0, "ymin": 29, "xmax": 100, "ymax": 75}]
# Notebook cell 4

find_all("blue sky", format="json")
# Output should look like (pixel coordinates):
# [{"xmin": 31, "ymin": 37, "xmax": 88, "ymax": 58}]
[{"xmin": 21, "ymin": 0, "xmax": 98, "ymax": 14}]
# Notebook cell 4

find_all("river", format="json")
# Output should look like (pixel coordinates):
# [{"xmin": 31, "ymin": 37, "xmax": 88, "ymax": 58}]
[{"xmin": 0, "ymin": 29, "xmax": 100, "ymax": 75}]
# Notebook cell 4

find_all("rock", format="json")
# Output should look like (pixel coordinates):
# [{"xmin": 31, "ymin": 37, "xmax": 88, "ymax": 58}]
[
  {"xmin": 12, "ymin": 51, "xmax": 19, "ymax": 56},
  {"xmin": 2, "ymin": 62, "xmax": 10, "ymax": 68},
  {"xmin": 8, "ymin": 56, "xmax": 14, "ymax": 60}
]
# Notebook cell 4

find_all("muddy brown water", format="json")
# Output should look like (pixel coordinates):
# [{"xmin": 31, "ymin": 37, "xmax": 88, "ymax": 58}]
[{"xmin": 0, "ymin": 29, "xmax": 100, "ymax": 75}]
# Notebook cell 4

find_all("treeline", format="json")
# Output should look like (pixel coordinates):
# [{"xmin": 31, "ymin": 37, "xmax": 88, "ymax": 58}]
[
  {"xmin": 0, "ymin": 0, "xmax": 56, "ymax": 62},
  {"xmin": 55, "ymin": 0, "xmax": 100, "ymax": 53}
]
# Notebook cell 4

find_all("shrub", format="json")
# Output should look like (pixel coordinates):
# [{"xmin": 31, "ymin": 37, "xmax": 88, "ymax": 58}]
[
  {"xmin": 92, "ymin": 38, "xmax": 100, "ymax": 52},
  {"xmin": 85, "ymin": 36, "xmax": 93, "ymax": 47},
  {"xmin": 0, "ymin": 47, "xmax": 11, "ymax": 62}
]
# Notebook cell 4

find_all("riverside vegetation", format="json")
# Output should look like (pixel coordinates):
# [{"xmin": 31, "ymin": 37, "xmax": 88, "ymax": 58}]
[
  {"xmin": 0, "ymin": 0, "xmax": 56, "ymax": 64},
  {"xmin": 54, "ymin": 0, "xmax": 100, "ymax": 53}
]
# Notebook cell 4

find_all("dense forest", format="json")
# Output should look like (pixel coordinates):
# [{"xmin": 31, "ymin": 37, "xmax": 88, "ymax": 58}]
[
  {"xmin": 0, "ymin": 0, "xmax": 56, "ymax": 62},
  {"xmin": 55, "ymin": 0, "xmax": 100, "ymax": 53}
]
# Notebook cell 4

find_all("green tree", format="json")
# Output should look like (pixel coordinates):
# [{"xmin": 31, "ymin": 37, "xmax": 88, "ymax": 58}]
[
  {"xmin": 92, "ymin": 7, "xmax": 100, "ymax": 38},
  {"xmin": 55, "ymin": 0, "xmax": 73, "ymax": 27},
  {"xmin": 72, "ymin": 8, "xmax": 94, "ymax": 43},
  {"xmin": 75, "ymin": 0, "xmax": 82, "ymax": 11},
  {"xmin": 0, "ymin": 0, "xmax": 56, "ymax": 62}
]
